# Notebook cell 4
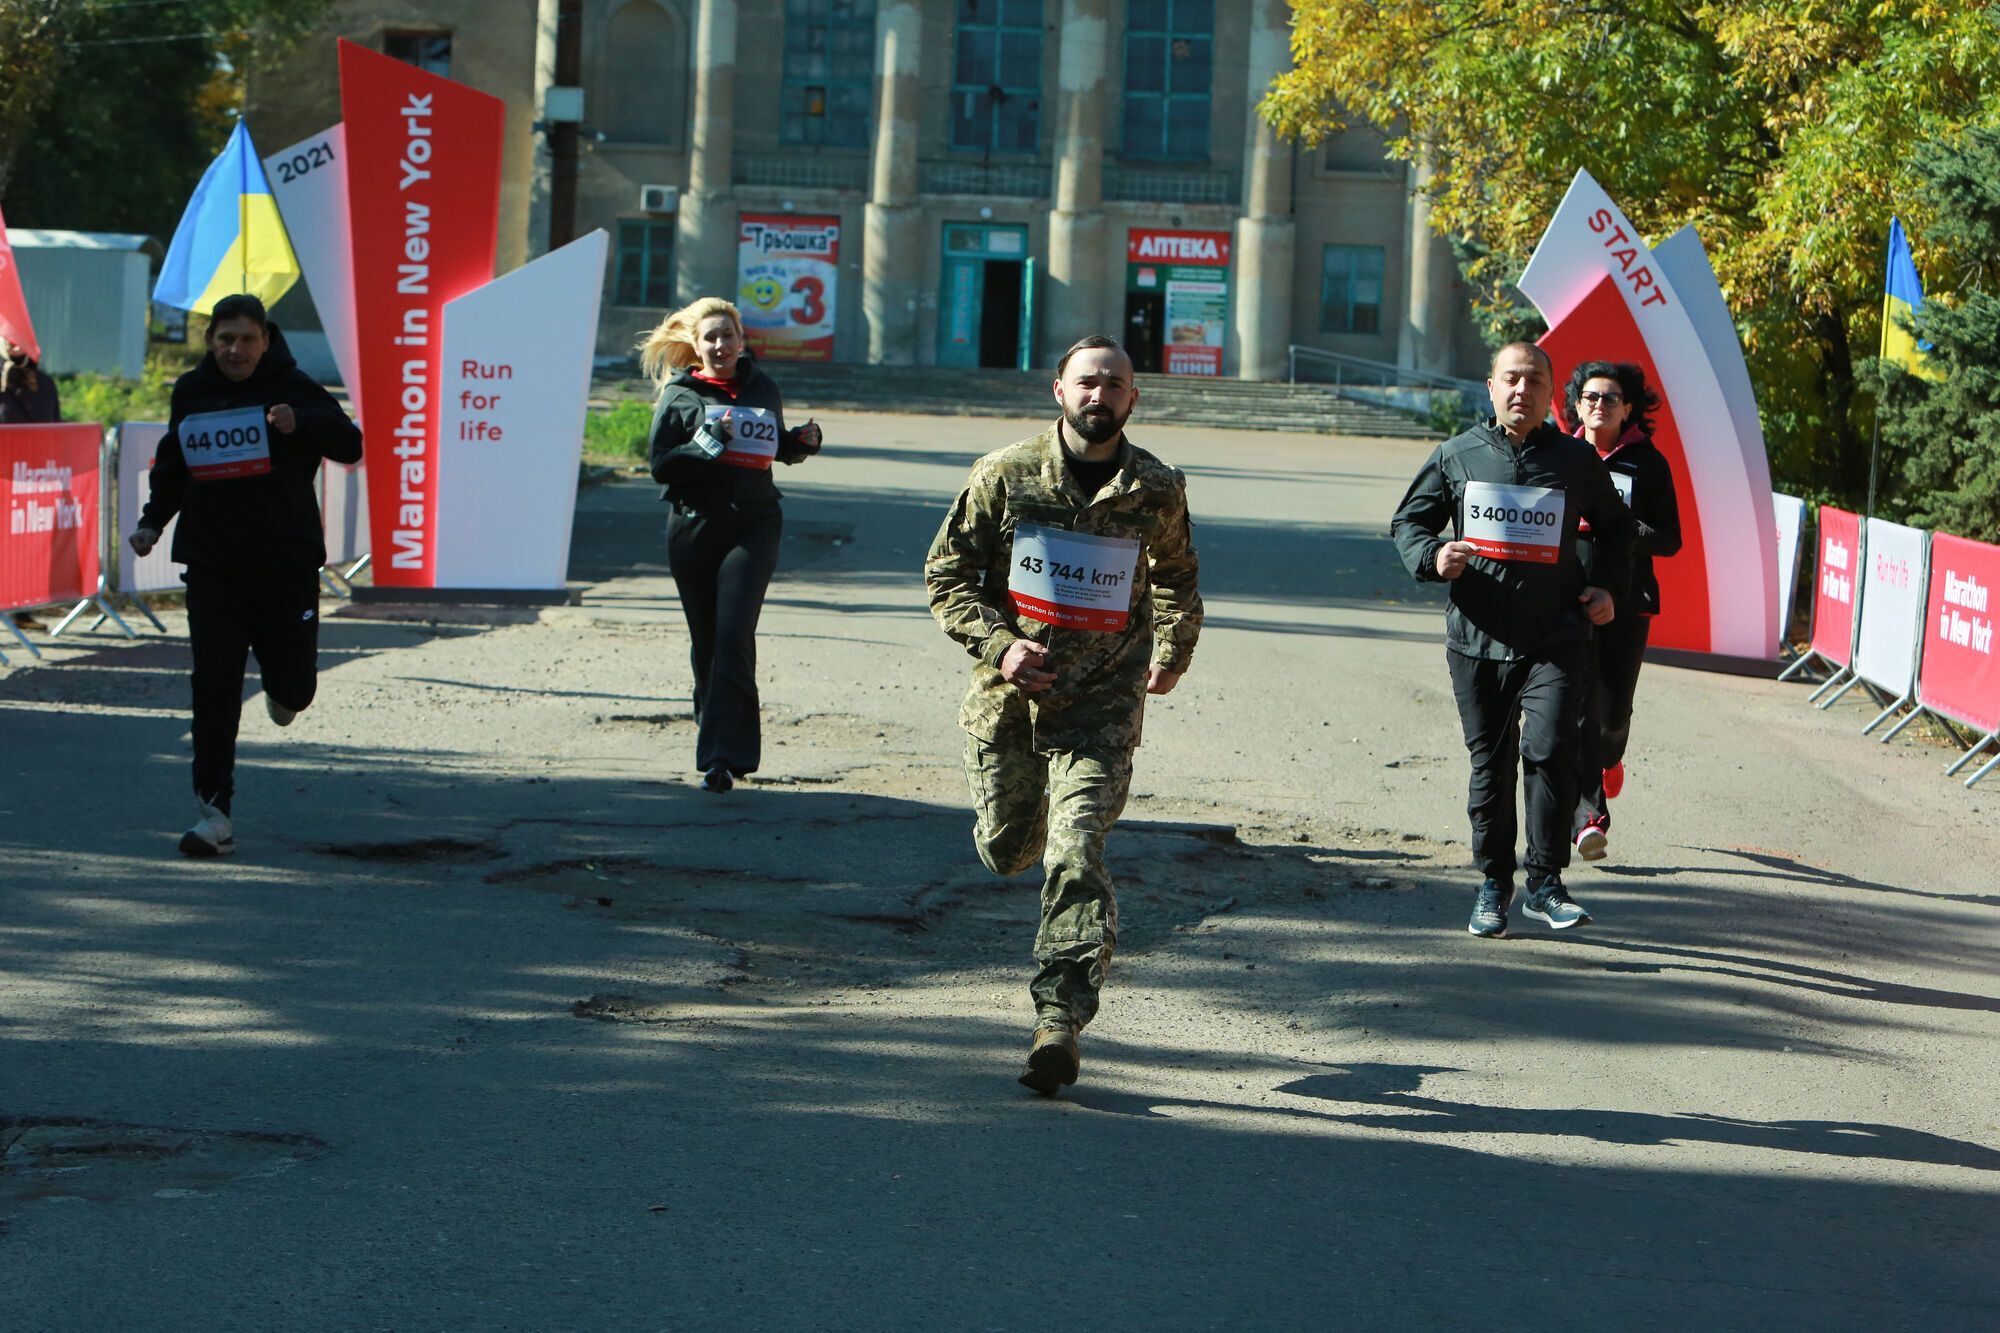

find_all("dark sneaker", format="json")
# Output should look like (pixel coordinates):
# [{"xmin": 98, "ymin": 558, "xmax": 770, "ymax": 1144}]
[
  {"xmin": 701, "ymin": 766, "xmax": 733, "ymax": 793},
  {"xmin": 1574, "ymin": 817, "xmax": 1608, "ymax": 862},
  {"xmin": 265, "ymin": 694, "xmax": 297, "ymax": 727},
  {"xmin": 1467, "ymin": 878, "xmax": 1512, "ymax": 937},
  {"xmin": 1523, "ymin": 875, "xmax": 1592, "ymax": 929},
  {"xmin": 1018, "ymin": 1022, "xmax": 1080, "ymax": 1096}
]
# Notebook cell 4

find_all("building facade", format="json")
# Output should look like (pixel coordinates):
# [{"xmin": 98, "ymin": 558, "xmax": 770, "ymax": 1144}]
[{"xmin": 247, "ymin": 0, "xmax": 1484, "ymax": 379}]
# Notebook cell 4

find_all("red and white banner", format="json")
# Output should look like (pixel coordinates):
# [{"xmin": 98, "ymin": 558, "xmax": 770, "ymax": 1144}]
[
  {"xmin": 737, "ymin": 215, "xmax": 837, "ymax": 362},
  {"xmin": 1, "ymin": 424, "xmax": 100, "ymax": 612},
  {"xmin": 1853, "ymin": 517, "xmax": 1928, "ymax": 698},
  {"xmin": 338, "ymin": 38, "xmax": 503, "ymax": 587},
  {"xmin": 1917, "ymin": 533, "xmax": 2000, "ymax": 734},
  {"xmin": 1521, "ymin": 171, "xmax": 1778, "ymax": 660},
  {"xmin": 0, "ymin": 202, "xmax": 39, "ymax": 362},
  {"xmin": 1129, "ymin": 228, "xmax": 1229, "ymax": 378},
  {"xmin": 1810, "ymin": 506, "xmax": 1862, "ymax": 669}
]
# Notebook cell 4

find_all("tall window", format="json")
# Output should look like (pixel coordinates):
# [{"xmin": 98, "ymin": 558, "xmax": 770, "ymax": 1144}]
[
  {"xmin": 384, "ymin": 30, "xmax": 452, "ymax": 78},
  {"xmin": 1321, "ymin": 245, "xmax": 1386, "ymax": 334},
  {"xmin": 616, "ymin": 219, "xmax": 675, "ymax": 307},
  {"xmin": 950, "ymin": 0, "xmax": 1043, "ymax": 154},
  {"xmin": 603, "ymin": 0, "xmax": 682, "ymax": 145},
  {"xmin": 1122, "ymin": 0, "xmax": 1211, "ymax": 160},
  {"xmin": 782, "ymin": 0, "xmax": 876, "ymax": 148}
]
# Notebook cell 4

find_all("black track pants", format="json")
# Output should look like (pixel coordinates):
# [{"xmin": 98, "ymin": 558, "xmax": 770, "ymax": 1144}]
[
  {"xmin": 1445, "ymin": 642, "xmax": 1589, "ymax": 885},
  {"xmin": 1575, "ymin": 612, "xmax": 1651, "ymax": 831},
  {"xmin": 185, "ymin": 565, "xmax": 321, "ymax": 812},
  {"xmin": 666, "ymin": 503, "xmax": 782, "ymax": 774}
]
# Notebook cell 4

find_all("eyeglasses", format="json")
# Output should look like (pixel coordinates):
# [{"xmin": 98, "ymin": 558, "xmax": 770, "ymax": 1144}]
[{"xmin": 1578, "ymin": 391, "xmax": 1624, "ymax": 405}]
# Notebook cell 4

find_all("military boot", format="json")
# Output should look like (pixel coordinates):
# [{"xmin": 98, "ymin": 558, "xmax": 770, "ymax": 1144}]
[{"xmin": 1018, "ymin": 1021, "xmax": 1080, "ymax": 1096}]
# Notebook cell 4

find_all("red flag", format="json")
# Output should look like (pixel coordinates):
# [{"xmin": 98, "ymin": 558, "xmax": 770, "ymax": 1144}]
[{"xmin": 0, "ymin": 202, "xmax": 40, "ymax": 363}]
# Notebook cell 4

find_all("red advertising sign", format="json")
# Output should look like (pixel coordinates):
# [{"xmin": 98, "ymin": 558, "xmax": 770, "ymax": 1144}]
[
  {"xmin": 1128, "ymin": 228, "xmax": 1230, "ymax": 379},
  {"xmin": 1917, "ymin": 532, "xmax": 2000, "ymax": 733},
  {"xmin": 338, "ymin": 38, "xmax": 503, "ymax": 587},
  {"xmin": 1810, "ymin": 505, "xmax": 1862, "ymax": 668},
  {"xmin": 1, "ymin": 424, "xmax": 100, "ymax": 611},
  {"xmin": 737, "ymin": 215, "xmax": 838, "ymax": 362},
  {"xmin": 1126, "ymin": 230, "xmax": 1230, "ymax": 266}
]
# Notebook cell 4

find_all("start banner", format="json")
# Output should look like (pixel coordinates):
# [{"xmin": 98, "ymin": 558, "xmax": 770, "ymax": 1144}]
[
  {"xmin": 1917, "ymin": 532, "xmax": 2000, "ymax": 734},
  {"xmin": 1809, "ymin": 505, "xmax": 1862, "ymax": 669},
  {"xmin": 1, "ymin": 423, "xmax": 101, "ymax": 612}
]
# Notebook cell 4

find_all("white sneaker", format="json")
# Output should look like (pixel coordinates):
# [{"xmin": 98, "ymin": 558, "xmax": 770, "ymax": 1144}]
[
  {"xmin": 179, "ymin": 802, "xmax": 235, "ymax": 857},
  {"xmin": 265, "ymin": 695, "xmax": 297, "ymax": 727}
]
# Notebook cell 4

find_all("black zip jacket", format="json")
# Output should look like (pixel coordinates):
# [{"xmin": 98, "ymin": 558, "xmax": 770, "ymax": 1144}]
[
  {"xmin": 138, "ymin": 326, "xmax": 363, "ymax": 572},
  {"xmin": 1391, "ymin": 419, "xmax": 1636, "ymax": 661},
  {"xmin": 647, "ymin": 354, "xmax": 814, "ymax": 515},
  {"xmin": 1577, "ymin": 427, "xmax": 1682, "ymax": 616}
]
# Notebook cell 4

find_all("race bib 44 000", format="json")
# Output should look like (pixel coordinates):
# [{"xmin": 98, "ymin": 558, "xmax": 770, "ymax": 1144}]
[
  {"xmin": 709, "ymin": 405, "xmax": 781, "ymax": 470},
  {"xmin": 1461, "ymin": 481, "xmax": 1565, "ymax": 564},
  {"xmin": 1008, "ymin": 524, "xmax": 1141, "ymax": 631},
  {"xmin": 181, "ymin": 406, "xmax": 272, "ymax": 480}
]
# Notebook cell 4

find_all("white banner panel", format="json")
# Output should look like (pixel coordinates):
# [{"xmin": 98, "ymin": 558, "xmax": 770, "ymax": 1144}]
[
  {"xmin": 265, "ymin": 125, "xmax": 363, "ymax": 420},
  {"xmin": 320, "ymin": 461, "xmax": 368, "ymax": 569},
  {"xmin": 433, "ymin": 230, "xmax": 607, "ymax": 590},
  {"xmin": 1852, "ymin": 517, "xmax": 1929, "ymax": 698},
  {"xmin": 1773, "ymin": 492, "xmax": 1806, "ymax": 643},
  {"xmin": 113, "ymin": 422, "xmax": 184, "ymax": 596}
]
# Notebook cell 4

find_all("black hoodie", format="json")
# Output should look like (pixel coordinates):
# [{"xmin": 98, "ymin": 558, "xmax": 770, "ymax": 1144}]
[
  {"xmin": 138, "ymin": 325, "xmax": 363, "ymax": 572},
  {"xmin": 646, "ymin": 353, "xmax": 815, "ymax": 515}
]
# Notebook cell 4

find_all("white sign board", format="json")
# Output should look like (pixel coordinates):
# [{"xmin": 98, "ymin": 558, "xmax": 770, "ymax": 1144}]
[
  {"xmin": 265, "ymin": 126, "xmax": 364, "ymax": 421},
  {"xmin": 433, "ymin": 230, "xmax": 607, "ymax": 590},
  {"xmin": 114, "ymin": 422, "xmax": 184, "ymax": 596},
  {"xmin": 320, "ymin": 461, "xmax": 368, "ymax": 569},
  {"xmin": 1772, "ymin": 492, "xmax": 1806, "ymax": 643},
  {"xmin": 1852, "ymin": 517, "xmax": 1928, "ymax": 699}
]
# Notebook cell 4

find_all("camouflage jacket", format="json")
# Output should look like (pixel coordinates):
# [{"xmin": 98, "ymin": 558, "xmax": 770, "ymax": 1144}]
[{"xmin": 925, "ymin": 422, "xmax": 1202, "ymax": 751}]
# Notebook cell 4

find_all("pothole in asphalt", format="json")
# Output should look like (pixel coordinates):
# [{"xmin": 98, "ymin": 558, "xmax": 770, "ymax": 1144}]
[
  {"xmin": 598, "ymin": 712, "xmax": 694, "ymax": 728},
  {"xmin": 318, "ymin": 836, "xmax": 504, "ymax": 863},
  {"xmin": 484, "ymin": 855, "xmax": 657, "ymax": 886},
  {"xmin": 0, "ymin": 1116, "xmax": 326, "ymax": 1210}
]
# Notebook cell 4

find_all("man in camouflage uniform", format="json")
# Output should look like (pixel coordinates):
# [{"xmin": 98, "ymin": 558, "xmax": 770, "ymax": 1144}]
[{"xmin": 925, "ymin": 334, "xmax": 1202, "ymax": 1096}]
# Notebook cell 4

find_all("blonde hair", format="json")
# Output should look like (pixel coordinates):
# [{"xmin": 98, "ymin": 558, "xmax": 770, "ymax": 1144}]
[{"xmin": 638, "ymin": 297, "xmax": 745, "ymax": 385}]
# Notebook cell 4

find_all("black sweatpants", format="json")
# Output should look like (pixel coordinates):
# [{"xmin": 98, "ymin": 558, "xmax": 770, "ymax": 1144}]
[
  {"xmin": 666, "ymin": 502, "xmax": 782, "ymax": 775},
  {"xmin": 186, "ymin": 564, "xmax": 321, "ymax": 812},
  {"xmin": 1575, "ymin": 612, "xmax": 1651, "ymax": 832},
  {"xmin": 1446, "ymin": 641, "xmax": 1589, "ymax": 885}
]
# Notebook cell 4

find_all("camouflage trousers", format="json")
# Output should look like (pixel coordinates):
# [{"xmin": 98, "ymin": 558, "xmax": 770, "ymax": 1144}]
[{"xmin": 963, "ymin": 716, "xmax": 1134, "ymax": 1032}]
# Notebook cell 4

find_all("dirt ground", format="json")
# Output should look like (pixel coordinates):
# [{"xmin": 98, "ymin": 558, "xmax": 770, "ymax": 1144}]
[{"xmin": 3, "ymin": 410, "xmax": 1996, "ymax": 1329}]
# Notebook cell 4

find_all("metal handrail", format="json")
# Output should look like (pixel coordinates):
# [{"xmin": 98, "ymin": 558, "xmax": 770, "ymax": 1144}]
[{"xmin": 1287, "ymin": 346, "xmax": 1485, "ymax": 429}]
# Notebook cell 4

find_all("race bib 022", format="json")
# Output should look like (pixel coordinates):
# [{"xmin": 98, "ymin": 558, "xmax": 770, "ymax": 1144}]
[
  {"xmin": 1460, "ymin": 480, "xmax": 1565, "ymax": 564},
  {"xmin": 709, "ymin": 405, "xmax": 780, "ymax": 470},
  {"xmin": 1008, "ymin": 524, "xmax": 1141, "ymax": 632},
  {"xmin": 181, "ymin": 406, "xmax": 272, "ymax": 481}
]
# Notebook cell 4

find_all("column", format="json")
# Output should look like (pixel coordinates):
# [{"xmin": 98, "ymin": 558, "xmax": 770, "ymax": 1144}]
[
  {"xmin": 1232, "ymin": 0, "xmax": 1296, "ymax": 381},
  {"xmin": 527, "ymin": 0, "xmax": 559, "ymax": 259},
  {"xmin": 1398, "ymin": 149, "xmax": 1459, "ymax": 377},
  {"xmin": 1045, "ymin": 0, "xmax": 1112, "ymax": 363},
  {"xmin": 675, "ymin": 0, "xmax": 737, "ymax": 305},
  {"xmin": 863, "ymin": 1, "xmax": 924, "ymax": 364}
]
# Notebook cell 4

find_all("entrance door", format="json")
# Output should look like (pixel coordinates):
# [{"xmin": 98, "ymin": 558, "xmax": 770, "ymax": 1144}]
[
  {"xmin": 1124, "ymin": 291, "xmax": 1165, "ymax": 374},
  {"xmin": 938, "ymin": 222, "xmax": 1032, "ymax": 369}
]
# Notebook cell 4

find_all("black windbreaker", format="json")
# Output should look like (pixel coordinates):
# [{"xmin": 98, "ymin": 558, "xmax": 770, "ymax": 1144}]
[
  {"xmin": 1576, "ymin": 427, "xmax": 1682, "ymax": 616},
  {"xmin": 138, "ymin": 326, "xmax": 363, "ymax": 572},
  {"xmin": 646, "ymin": 353, "xmax": 814, "ymax": 515},
  {"xmin": 1390, "ymin": 419, "xmax": 1636, "ymax": 661}
]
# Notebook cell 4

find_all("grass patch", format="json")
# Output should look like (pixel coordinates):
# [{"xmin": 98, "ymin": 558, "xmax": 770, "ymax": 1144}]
[
  {"xmin": 584, "ymin": 398, "xmax": 654, "ymax": 466},
  {"xmin": 52, "ymin": 348, "xmax": 199, "ymax": 426}
]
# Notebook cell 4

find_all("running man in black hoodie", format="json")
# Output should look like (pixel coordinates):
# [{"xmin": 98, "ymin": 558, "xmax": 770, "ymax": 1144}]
[{"xmin": 130, "ymin": 294, "xmax": 363, "ymax": 856}]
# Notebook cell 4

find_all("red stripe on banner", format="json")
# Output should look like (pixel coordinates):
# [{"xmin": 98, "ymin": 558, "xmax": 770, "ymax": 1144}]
[
  {"xmin": 340, "ymin": 39, "xmax": 504, "ymax": 587},
  {"xmin": 1542, "ymin": 277, "xmax": 1712, "ymax": 652},
  {"xmin": 1810, "ymin": 506, "xmax": 1861, "ymax": 667},
  {"xmin": 1465, "ymin": 539, "xmax": 1560, "ymax": 565},
  {"xmin": 719, "ymin": 453, "xmax": 774, "ymax": 470},
  {"xmin": 1918, "ymin": 532, "xmax": 2000, "ymax": 733},
  {"xmin": 0, "ymin": 424, "xmax": 102, "ymax": 611},
  {"xmin": 188, "ymin": 459, "xmax": 273, "ymax": 482},
  {"xmin": 1010, "ymin": 591, "xmax": 1129, "ymax": 632}
]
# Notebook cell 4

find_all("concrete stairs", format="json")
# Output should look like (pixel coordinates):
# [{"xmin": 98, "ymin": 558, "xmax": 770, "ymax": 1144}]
[{"xmin": 594, "ymin": 363, "xmax": 1444, "ymax": 440}]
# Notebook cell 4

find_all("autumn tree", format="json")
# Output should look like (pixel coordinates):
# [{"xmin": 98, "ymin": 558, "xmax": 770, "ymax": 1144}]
[{"xmin": 1263, "ymin": 1, "xmax": 2000, "ymax": 504}]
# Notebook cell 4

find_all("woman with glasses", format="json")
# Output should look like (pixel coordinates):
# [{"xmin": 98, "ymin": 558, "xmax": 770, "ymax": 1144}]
[{"xmin": 1565, "ymin": 360, "xmax": 1681, "ymax": 862}]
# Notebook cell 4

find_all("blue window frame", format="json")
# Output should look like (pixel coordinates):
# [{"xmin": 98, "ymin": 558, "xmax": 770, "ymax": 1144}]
[
  {"xmin": 782, "ymin": 0, "xmax": 877, "ymax": 149},
  {"xmin": 616, "ymin": 219, "xmax": 675, "ymax": 307},
  {"xmin": 1320, "ymin": 245, "xmax": 1386, "ymax": 334},
  {"xmin": 1122, "ymin": 0, "xmax": 1212, "ymax": 161},
  {"xmin": 950, "ymin": 0, "xmax": 1043, "ymax": 154}
]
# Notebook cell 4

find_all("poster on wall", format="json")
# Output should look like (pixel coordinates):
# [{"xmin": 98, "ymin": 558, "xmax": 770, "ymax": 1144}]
[
  {"xmin": 737, "ymin": 215, "xmax": 838, "ymax": 362},
  {"xmin": 1127, "ymin": 229, "xmax": 1229, "ymax": 377}
]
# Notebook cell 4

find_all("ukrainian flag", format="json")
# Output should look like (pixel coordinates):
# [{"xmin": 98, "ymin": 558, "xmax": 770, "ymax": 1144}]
[
  {"xmin": 1882, "ymin": 216, "xmax": 1942, "ymax": 381},
  {"xmin": 154, "ymin": 121, "xmax": 300, "ymax": 314}
]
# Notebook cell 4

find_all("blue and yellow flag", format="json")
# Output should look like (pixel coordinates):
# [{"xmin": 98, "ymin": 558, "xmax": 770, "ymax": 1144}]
[
  {"xmin": 154, "ymin": 121, "xmax": 300, "ymax": 315},
  {"xmin": 1882, "ymin": 217, "xmax": 1942, "ymax": 381}
]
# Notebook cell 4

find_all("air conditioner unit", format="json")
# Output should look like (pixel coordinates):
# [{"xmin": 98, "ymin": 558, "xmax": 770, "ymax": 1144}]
[{"xmin": 640, "ymin": 185, "xmax": 678, "ymax": 214}]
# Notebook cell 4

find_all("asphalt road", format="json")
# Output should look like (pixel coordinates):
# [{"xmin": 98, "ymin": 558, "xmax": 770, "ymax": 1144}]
[{"xmin": 3, "ymin": 409, "xmax": 1996, "ymax": 1330}]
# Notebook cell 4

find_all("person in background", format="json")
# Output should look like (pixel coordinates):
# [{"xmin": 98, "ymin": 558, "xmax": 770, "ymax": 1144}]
[
  {"xmin": 1565, "ymin": 360, "xmax": 1681, "ymax": 862},
  {"xmin": 640, "ymin": 297, "xmax": 821, "ymax": 793},
  {"xmin": 3, "ymin": 333, "xmax": 63, "ymax": 631}
]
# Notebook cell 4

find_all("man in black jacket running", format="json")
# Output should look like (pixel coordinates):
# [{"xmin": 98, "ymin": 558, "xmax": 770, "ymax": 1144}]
[{"xmin": 1390, "ymin": 342, "xmax": 1634, "ymax": 937}]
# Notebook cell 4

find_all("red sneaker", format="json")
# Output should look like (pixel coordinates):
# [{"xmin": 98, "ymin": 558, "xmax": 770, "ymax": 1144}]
[{"xmin": 1603, "ymin": 762, "xmax": 1625, "ymax": 800}]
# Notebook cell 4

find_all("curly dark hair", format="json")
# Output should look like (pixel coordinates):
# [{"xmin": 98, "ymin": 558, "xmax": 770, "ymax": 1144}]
[{"xmin": 1564, "ymin": 360, "xmax": 1659, "ymax": 438}]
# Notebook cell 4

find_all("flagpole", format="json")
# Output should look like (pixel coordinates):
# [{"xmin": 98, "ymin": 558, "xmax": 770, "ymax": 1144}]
[{"xmin": 1866, "ymin": 222, "xmax": 1891, "ymax": 521}]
